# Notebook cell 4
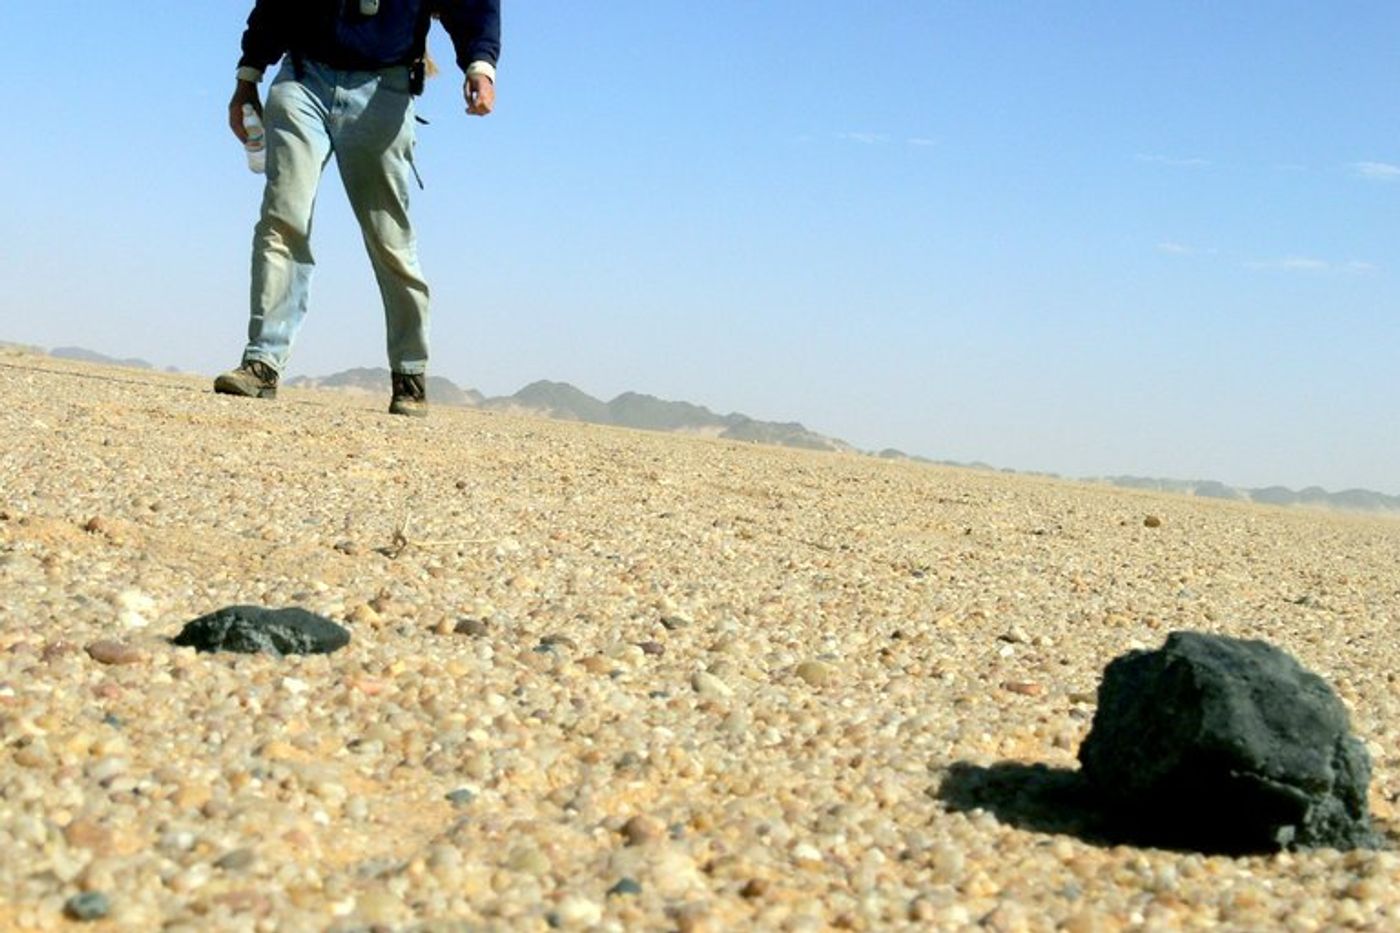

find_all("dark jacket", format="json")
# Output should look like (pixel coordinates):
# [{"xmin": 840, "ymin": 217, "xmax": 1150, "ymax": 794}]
[{"xmin": 238, "ymin": 0, "xmax": 500, "ymax": 76}]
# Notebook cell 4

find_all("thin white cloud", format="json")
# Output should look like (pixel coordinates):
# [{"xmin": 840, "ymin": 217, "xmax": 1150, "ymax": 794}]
[
  {"xmin": 1135, "ymin": 153, "xmax": 1210, "ymax": 168},
  {"xmin": 907, "ymin": 137, "xmax": 937, "ymax": 148},
  {"xmin": 1353, "ymin": 161, "xmax": 1400, "ymax": 181},
  {"xmin": 1245, "ymin": 256, "xmax": 1377, "ymax": 273},
  {"xmin": 838, "ymin": 132, "xmax": 890, "ymax": 145},
  {"xmin": 1157, "ymin": 242, "xmax": 1218, "ymax": 256},
  {"xmin": 1249, "ymin": 257, "xmax": 1329, "ymax": 272}
]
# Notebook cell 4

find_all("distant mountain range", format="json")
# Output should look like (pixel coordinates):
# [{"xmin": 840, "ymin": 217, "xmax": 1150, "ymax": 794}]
[
  {"xmin": 1085, "ymin": 476, "xmax": 1400, "ymax": 514},
  {"xmin": 287, "ymin": 370, "xmax": 849, "ymax": 452},
  {"xmin": 288, "ymin": 367, "xmax": 484, "ymax": 408},
  {"xmin": 10, "ymin": 342, "xmax": 1397, "ymax": 514},
  {"xmin": 50, "ymin": 346, "xmax": 165, "ymax": 371}
]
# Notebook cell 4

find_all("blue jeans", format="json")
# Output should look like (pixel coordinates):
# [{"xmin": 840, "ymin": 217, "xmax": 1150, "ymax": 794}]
[{"xmin": 242, "ymin": 59, "xmax": 429, "ymax": 375}]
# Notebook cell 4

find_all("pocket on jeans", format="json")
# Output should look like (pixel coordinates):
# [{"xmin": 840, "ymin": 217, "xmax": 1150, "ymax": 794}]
[
  {"xmin": 378, "ymin": 66, "xmax": 413, "ymax": 96},
  {"xmin": 270, "ymin": 57, "xmax": 296, "ymax": 87}
]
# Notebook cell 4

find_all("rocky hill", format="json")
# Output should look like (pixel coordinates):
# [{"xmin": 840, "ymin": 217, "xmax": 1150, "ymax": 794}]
[
  {"xmin": 481, "ymin": 382, "xmax": 850, "ymax": 453},
  {"xmin": 49, "ymin": 346, "xmax": 156, "ymax": 371},
  {"xmin": 286, "ymin": 367, "xmax": 483, "ymax": 408}
]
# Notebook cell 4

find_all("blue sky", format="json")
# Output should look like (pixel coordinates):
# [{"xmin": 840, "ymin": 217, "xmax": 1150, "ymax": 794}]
[{"xmin": 2, "ymin": 2, "xmax": 1396, "ymax": 492}]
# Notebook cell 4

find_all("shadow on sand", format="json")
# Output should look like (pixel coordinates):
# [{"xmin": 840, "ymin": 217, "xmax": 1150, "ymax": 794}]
[
  {"xmin": 937, "ymin": 761, "xmax": 1397, "ymax": 856},
  {"xmin": 936, "ymin": 761, "xmax": 1115, "ymax": 844}
]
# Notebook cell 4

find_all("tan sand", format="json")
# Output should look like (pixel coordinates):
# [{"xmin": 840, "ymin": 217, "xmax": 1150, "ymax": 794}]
[{"xmin": 1, "ymin": 348, "xmax": 1397, "ymax": 931}]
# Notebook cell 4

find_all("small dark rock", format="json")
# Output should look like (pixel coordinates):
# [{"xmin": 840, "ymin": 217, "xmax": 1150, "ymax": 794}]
[
  {"xmin": 214, "ymin": 847, "xmax": 257, "ymax": 871},
  {"xmin": 607, "ymin": 877, "xmax": 643, "ymax": 897},
  {"xmin": 172, "ymin": 606, "xmax": 350, "ymax": 656},
  {"xmin": 1079, "ymin": 630, "xmax": 1376, "ymax": 853},
  {"xmin": 446, "ymin": 788, "xmax": 476, "ymax": 807},
  {"xmin": 739, "ymin": 878, "xmax": 769, "ymax": 899},
  {"xmin": 64, "ymin": 892, "xmax": 110, "ymax": 921},
  {"xmin": 454, "ymin": 618, "xmax": 488, "ymax": 637},
  {"xmin": 637, "ymin": 641, "xmax": 665, "ymax": 656},
  {"xmin": 1144, "ymin": 515, "xmax": 1162, "ymax": 528},
  {"xmin": 659, "ymin": 615, "xmax": 691, "ymax": 631}
]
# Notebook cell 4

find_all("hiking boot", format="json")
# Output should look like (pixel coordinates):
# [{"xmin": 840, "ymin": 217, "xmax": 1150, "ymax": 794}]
[
  {"xmin": 389, "ymin": 372, "xmax": 428, "ymax": 417},
  {"xmin": 214, "ymin": 359, "xmax": 278, "ymax": 399}
]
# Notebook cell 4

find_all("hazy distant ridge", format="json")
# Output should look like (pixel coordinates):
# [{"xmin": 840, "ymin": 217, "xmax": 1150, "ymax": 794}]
[
  {"xmin": 284, "ymin": 370, "xmax": 848, "ymax": 453},
  {"xmin": 287, "ymin": 367, "xmax": 484, "ymax": 407},
  {"xmin": 50, "ymin": 346, "xmax": 155, "ymax": 371},
  {"xmin": 1089, "ymin": 476, "xmax": 1400, "ymax": 513},
  {"xmin": 479, "ymin": 379, "xmax": 849, "ymax": 452}
]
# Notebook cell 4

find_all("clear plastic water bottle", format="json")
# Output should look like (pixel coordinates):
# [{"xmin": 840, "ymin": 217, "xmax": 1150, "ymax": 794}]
[{"xmin": 241, "ymin": 104, "xmax": 266, "ymax": 174}]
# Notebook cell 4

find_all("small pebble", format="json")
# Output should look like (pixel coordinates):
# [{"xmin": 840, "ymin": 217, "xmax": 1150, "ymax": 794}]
[
  {"xmin": 554, "ymin": 895, "xmax": 603, "ymax": 926},
  {"xmin": 455, "ymin": 618, "xmax": 488, "ymax": 637},
  {"xmin": 64, "ymin": 892, "xmax": 110, "ymax": 922},
  {"xmin": 621, "ymin": 814, "xmax": 665, "ymax": 846},
  {"xmin": 691, "ymin": 671, "xmax": 733, "ymax": 698},
  {"xmin": 739, "ymin": 878, "xmax": 769, "ymax": 899},
  {"xmin": 607, "ymin": 877, "xmax": 643, "ymax": 897},
  {"xmin": 214, "ymin": 848, "xmax": 256, "ymax": 871},
  {"xmin": 794, "ymin": 660, "xmax": 835, "ymax": 687},
  {"xmin": 85, "ymin": 640, "xmax": 144, "ymax": 665}
]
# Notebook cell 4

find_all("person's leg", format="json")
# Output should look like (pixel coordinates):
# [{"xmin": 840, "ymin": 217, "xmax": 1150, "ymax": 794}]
[
  {"xmin": 331, "ymin": 68, "xmax": 430, "ymax": 378},
  {"xmin": 242, "ymin": 63, "xmax": 336, "ymax": 373}
]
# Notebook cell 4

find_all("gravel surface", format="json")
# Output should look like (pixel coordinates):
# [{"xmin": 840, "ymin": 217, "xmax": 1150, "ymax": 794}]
[{"xmin": 2, "ymin": 349, "xmax": 1398, "ymax": 931}]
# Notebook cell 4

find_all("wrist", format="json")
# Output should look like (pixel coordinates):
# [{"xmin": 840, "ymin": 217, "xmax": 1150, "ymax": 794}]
[
  {"xmin": 465, "ymin": 61, "xmax": 496, "ymax": 83},
  {"xmin": 235, "ymin": 66, "xmax": 265, "ymax": 84}
]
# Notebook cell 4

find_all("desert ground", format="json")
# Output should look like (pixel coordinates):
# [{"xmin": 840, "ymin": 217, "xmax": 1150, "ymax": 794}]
[{"xmin": 2, "ymin": 347, "xmax": 1398, "ymax": 931}]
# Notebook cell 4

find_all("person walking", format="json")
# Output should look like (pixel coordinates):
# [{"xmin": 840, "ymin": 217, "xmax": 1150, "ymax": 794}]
[{"xmin": 215, "ymin": 1, "xmax": 501, "ymax": 417}]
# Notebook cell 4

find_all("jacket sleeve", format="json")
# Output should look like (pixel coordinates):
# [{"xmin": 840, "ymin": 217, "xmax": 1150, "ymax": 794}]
[
  {"xmin": 238, "ymin": 0, "xmax": 290, "ymax": 71},
  {"xmin": 436, "ymin": 0, "xmax": 501, "ymax": 72}
]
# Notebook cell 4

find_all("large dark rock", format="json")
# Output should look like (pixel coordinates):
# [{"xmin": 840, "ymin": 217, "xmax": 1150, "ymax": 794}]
[
  {"xmin": 1078, "ymin": 631, "xmax": 1375, "ymax": 853},
  {"xmin": 173, "ymin": 606, "xmax": 350, "ymax": 656}
]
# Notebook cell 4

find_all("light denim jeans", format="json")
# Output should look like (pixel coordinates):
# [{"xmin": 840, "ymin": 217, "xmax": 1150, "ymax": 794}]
[{"xmin": 242, "ymin": 58, "xmax": 429, "ymax": 376}]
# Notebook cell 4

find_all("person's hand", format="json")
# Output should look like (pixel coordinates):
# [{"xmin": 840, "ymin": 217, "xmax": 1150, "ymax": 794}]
[
  {"xmin": 465, "ymin": 73, "xmax": 495, "ymax": 116},
  {"xmin": 228, "ymin": 81, "xmax": 262, "ymax": 143}
]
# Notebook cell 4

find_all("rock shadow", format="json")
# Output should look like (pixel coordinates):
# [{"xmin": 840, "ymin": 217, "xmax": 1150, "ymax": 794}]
[
  {"xmin": 937, "ymin": 761, "xmax": 1114, "ymax": 845},
  {"xmin": 936, "ymin": 761, "xmax": 1394, "ymax": 856}
]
